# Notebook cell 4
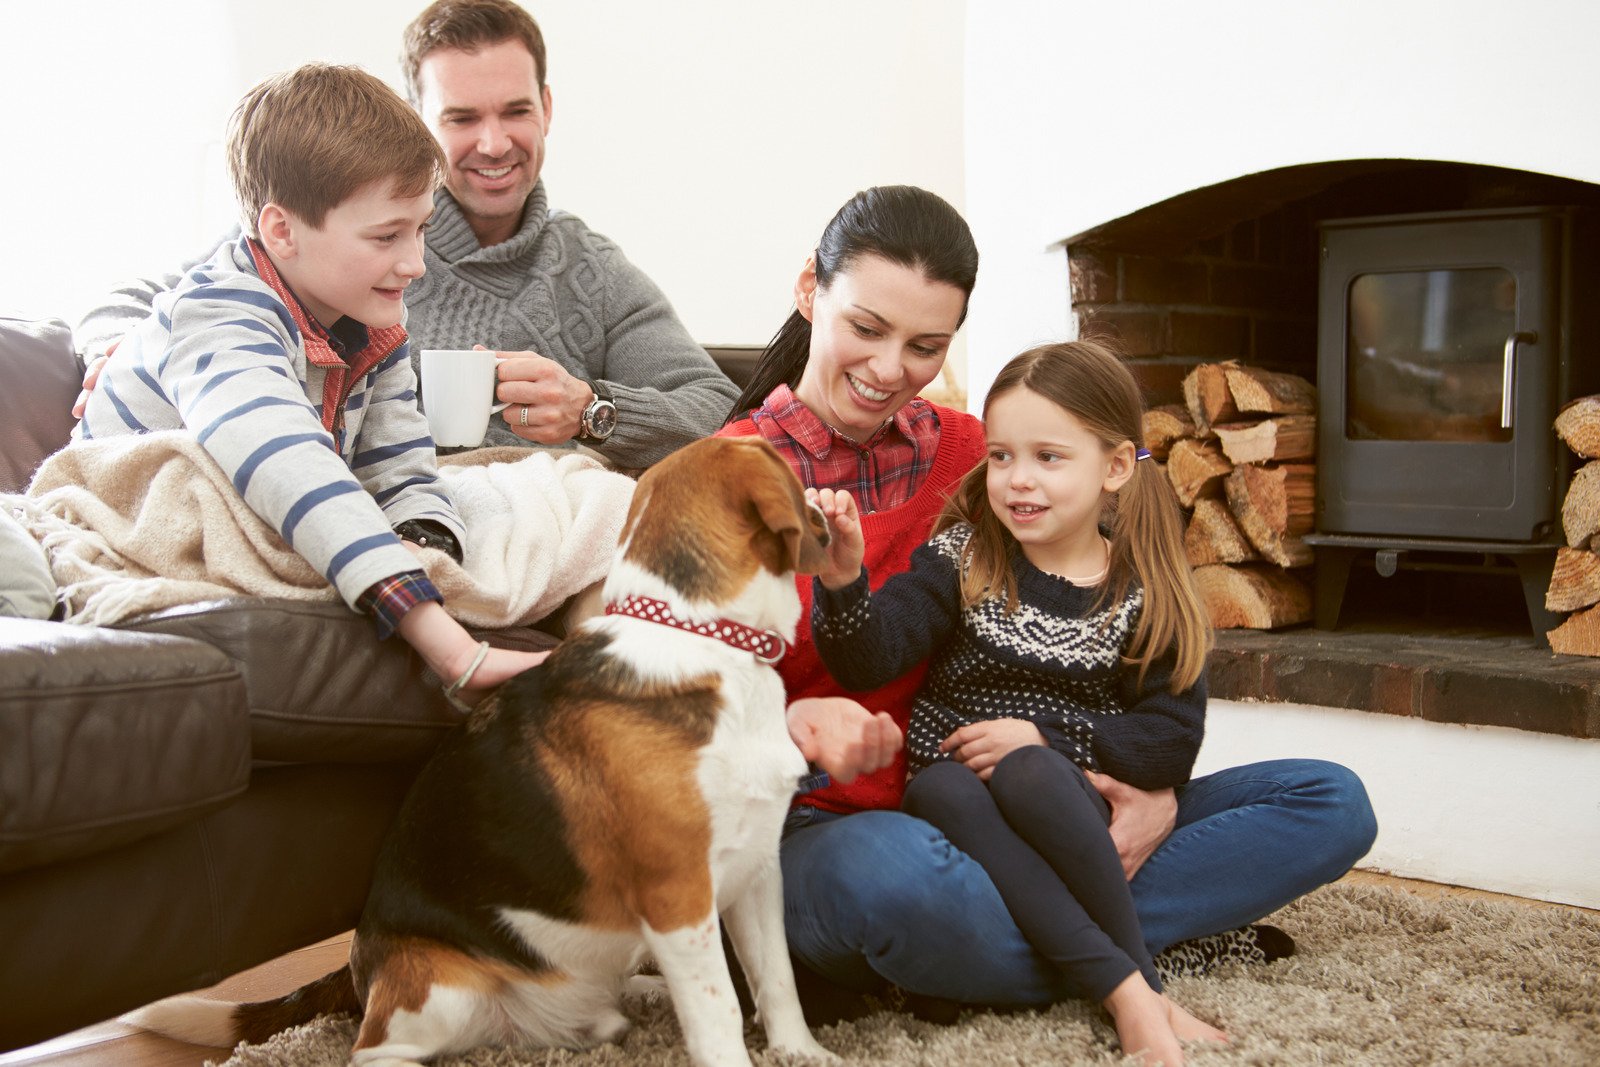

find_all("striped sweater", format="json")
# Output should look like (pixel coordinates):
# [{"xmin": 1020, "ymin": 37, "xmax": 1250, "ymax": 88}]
[
  {"xmin": 812, "ymin": 524, "xmax": 1206, "ymax": 791},
  {"xmin": 76, "ymin": 236, "xmax": 461, "ymax": 610}
]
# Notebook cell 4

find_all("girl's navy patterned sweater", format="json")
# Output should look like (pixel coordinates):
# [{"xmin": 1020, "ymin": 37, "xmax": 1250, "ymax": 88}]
[{"xmin": 812, "ymin": 523, "xmax": 1205, "ymax": 789}]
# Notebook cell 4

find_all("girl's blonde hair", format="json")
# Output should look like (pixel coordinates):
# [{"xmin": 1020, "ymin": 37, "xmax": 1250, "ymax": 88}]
[{"xmin": 934, "ymin": 339, "xmax": 1211, "ymax": 691}]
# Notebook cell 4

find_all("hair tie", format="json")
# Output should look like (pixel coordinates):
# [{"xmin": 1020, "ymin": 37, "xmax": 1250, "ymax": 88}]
[{"xmin": 1135, "ymin": 447, "xmax": 1152, "ymax": 461}]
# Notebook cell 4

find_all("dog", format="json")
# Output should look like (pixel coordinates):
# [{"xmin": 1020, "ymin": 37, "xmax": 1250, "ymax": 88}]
[{"xmin": 126, "ymin": 436, "xmax": 839, "ymax": 1067}]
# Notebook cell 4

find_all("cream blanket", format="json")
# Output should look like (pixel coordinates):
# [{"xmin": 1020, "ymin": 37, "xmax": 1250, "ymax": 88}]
[{"xmin": 7, "ymin": 433, "xmax": 635, "ymax": 628}]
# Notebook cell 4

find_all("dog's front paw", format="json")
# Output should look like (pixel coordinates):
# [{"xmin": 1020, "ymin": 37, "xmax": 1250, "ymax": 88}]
[
  {"xmin": 623, "ymin": 973, "xmax": 670, "ymax": 1003},
  {"xmin": 771, "ymin": 1036, "xmax": 841, "ymax": 1064}
]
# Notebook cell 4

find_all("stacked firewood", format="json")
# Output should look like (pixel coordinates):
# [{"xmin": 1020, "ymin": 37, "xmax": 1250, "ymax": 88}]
[
  {"xmin": 1545, "ymin": 396, "xmax": 1600, "ymax": 655},
  {"xmin": 1145, "ymin": 360, "xmax": 1317, "ymax": 630}
]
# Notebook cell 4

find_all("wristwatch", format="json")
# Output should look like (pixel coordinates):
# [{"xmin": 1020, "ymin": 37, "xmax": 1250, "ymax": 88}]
[
  {"xmin": 393, "ymin": 519, "xmax": 463, "ymax": 563},
  {"xmin": 578, "ymin": 383, "xmax": 617, "ymax": 442}
]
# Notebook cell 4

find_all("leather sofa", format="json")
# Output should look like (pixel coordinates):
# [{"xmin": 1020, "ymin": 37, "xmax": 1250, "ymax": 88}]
[{"xmin": 0, "ymin": 317, "xmax": 564, "ymax": 1051}]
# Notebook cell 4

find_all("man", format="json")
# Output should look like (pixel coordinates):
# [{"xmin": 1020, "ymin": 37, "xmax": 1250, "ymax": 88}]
[{"xmin": 76, "ymin": 0, "xmax": 738, "ymax": 470}]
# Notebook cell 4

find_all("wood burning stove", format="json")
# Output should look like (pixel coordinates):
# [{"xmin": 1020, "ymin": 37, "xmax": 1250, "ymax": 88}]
[{"xmin": 1307, "ymin": 206, "xmax": 1600, "ymax": 636}]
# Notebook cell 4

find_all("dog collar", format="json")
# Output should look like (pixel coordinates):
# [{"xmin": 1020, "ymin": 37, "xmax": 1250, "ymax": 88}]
[{"xmin": 605, "ymin": 596, "xmax": 788, "ymax": 665}]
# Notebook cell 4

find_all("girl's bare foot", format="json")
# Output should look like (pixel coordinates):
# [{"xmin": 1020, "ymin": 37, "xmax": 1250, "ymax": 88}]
[
  {"xmin": 1103, "ymin": 973, "xmax": 1184, "ymax": 1066},
  {"xmin": 1165, "ymin": 996, "xmax": 1229, "ymax": 1044}
]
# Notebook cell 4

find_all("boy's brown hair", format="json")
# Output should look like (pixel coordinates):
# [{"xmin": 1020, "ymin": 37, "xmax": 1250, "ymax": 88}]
[
  {"xmin": 401, "ymin": 0, "xmax": 548, "ymax": 103},
  {"xmin": 227, "ymin": 64, "xmax": 444, "ymax": 238}
]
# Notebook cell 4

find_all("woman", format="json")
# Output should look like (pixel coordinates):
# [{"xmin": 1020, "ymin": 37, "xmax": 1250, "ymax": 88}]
[{"xmin": 720, "ymin": 185, "xmax": 1377, "ymax": 1017}]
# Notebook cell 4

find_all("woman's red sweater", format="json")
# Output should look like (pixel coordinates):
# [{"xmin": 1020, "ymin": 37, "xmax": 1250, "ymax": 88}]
[{"xmin": 719, "ymin": 404, "xmax": 987, "ymax": 813}]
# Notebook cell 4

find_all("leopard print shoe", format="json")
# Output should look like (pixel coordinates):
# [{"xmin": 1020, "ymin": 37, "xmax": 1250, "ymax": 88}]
[{"xmin": 1153, "ymin": 923, "xmax": 1296, "ymax": 983}]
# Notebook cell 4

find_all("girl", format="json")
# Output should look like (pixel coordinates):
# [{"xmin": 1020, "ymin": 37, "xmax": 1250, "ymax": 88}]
[{"xmin": 808, "ymin": 339, "xmax": 1227, "ymax": 1065}]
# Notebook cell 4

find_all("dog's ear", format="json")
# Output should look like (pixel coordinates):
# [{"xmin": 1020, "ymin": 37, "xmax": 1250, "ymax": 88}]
[{"xmin": 747, "ymin": 448, "xmax": 830, "ymax": 576}]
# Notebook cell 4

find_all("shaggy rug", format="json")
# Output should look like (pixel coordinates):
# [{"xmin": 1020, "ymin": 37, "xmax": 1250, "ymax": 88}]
[{"xmin": 209, "ymin": 882, "xmax": 1600, "ymax": 1067}]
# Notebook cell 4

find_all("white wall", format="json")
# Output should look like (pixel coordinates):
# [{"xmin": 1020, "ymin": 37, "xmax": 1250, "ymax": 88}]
[
  {"xmin": 963, "ymin": 0, "xmax": 1600, "ymax": 407},
  {"xmin": 1, "ymin": 0, "xmax": 966, "ymax": 368},
  {"xmin": 1197, "ymin": 700, "xmax": 1600, "ymax": 909}
]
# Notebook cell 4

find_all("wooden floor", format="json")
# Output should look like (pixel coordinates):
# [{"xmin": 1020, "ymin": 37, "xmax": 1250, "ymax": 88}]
[{"xmin": 2, "ymin": 871, "xmax": 1590, "ymax": 1067}]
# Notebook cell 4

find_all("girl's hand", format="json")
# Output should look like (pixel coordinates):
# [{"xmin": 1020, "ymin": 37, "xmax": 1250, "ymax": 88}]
[
  {"xmin": 806, "ymin": 487, "xmax": 865, "ymax": 589},
  {"xmin": 941, "ymin": 718, "xmax": 1045, "ymax": 781}
]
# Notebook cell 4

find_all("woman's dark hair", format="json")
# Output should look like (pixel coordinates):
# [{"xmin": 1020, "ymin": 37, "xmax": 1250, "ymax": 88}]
[{"xmin": 724, "ymin": 185, "xmax": 979, "ymax": 422}]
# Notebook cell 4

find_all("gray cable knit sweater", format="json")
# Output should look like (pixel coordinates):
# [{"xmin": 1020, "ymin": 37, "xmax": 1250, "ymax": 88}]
[{"xmin": 76, "ymin": 182, "xmax": 739, "ymax": 469}]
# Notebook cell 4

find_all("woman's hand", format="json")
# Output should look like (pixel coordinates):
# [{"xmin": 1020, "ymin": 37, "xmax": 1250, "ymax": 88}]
[
  {"xmin": 786, "ymin": 696, "xmax": 901, "ymax": 783},
  {"xmin": 805, "ymin": 487, "xmax": 865, "ymax": 589},
  {"xmin": 1084, "ymin": 771, "xmax": 1177, "ymax": 880},
  {"xmin": 941, "ymin": 718, "xmax": 1045, "ymax": 781}
]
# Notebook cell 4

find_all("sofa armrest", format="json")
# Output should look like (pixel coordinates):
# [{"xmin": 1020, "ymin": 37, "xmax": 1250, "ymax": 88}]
[{"xmin": 0, "ymin": 618, "xmax": 250, "ymax": 874}]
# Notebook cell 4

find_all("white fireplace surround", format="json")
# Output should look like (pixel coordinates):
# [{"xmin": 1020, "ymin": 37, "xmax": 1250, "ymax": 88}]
[{"xmin": 964, "ymin": 0, "xmax": 1600, "ymax": 404}]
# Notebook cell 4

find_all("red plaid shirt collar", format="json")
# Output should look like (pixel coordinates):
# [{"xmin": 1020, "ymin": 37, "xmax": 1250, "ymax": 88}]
[
  {"xmin": 750, "ymin": 384, "xmax": 941, "ymax": 513},
  {"xmin": 243, "ymin": 238, "xmax": 408, "ymax": 435}
]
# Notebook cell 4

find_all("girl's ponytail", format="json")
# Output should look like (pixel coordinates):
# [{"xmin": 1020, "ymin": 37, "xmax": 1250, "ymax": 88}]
[{"xmin": 1112, "ymin": 453, "xmax": 1212, "ymax": 691}]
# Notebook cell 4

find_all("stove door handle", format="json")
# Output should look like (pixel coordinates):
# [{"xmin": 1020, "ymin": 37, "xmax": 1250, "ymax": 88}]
[{"xmin": 1502, "ymin": 330, "xmax": 1537, "ymax": 430}]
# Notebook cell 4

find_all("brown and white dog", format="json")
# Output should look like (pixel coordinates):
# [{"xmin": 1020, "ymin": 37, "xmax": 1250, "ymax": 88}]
[{"xmin": 126, "ymin": 436, "xmax": 838, "ymax": 1067}]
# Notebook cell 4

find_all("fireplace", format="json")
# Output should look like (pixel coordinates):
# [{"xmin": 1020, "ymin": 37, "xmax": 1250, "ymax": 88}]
[
  {"xmin": 1063, "ymin": 160, "xmax": 1600, "ymax": 637},
  {"xmin": 1307, "ymin": 206, "xmax": 1600, "ymax": 636}
]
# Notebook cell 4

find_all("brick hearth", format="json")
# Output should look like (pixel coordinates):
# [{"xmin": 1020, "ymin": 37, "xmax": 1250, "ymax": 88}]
[{"xmin": 1211, "ymin": 626, "xmax": 1600, "ymax": 740}]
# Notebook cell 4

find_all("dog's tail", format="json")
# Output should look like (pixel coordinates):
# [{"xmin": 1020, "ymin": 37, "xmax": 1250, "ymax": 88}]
[{"xmin": 120, "ymin": 964, "xmax": 360, "ymax": 1046}]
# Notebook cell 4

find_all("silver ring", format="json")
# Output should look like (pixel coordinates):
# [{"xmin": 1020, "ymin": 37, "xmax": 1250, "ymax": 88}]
[{"xmin": 519, "ymin": 404, "xmax": 529, "ymax": 427}]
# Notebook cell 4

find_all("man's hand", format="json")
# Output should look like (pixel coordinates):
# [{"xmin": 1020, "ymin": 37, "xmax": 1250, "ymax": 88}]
[
  {"xmin": 72, "ymin": 354, "xmax": 110, "ymax": 418},
  {"xmin": 786, "ymin": 696, "xmax": 901, "ymax": 784},
  {"xmin": 941, "ymin": 719, "xmax": 1045, "ymax": 781},
  {"xmin": 1084, "ymin": 770, "xmax": 1177, "ymax": 880},
  {"xmin": 489, "ymin": 346, "xmax": 593, "ymax": 444},
  {"xmin": 805, "ymin": 487, "xmax": 865, "ymax": 590}
]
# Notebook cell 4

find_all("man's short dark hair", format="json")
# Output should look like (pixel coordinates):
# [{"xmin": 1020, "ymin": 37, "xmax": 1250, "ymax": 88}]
[{"xmin": 401, "ymin": 0, "xmax": 547, "ymax": 103}]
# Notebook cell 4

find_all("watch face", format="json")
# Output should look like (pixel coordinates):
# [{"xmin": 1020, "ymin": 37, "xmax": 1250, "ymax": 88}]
[{"xmin": 586, "ymin": 399, "xmax": 618, "ymax": 440}]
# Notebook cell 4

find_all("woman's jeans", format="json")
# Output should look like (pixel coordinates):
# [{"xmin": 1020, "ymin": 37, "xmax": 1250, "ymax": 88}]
[{"xmin": 778, "ymin": 758, "xmax": 1377, "ymax": 1006}]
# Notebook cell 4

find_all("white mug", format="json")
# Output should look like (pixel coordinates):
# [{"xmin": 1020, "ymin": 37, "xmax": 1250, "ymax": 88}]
[{"xmin": 419, "ymin": 349, "xmax": 509, "ymax": 447}]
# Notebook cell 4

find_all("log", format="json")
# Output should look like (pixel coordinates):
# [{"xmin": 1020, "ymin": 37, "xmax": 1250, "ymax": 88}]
[
  {"xmin": 1223, "ymin": 365, "xmax": 1317, "ymax": 416},
  {"xmin": 1193, "ymin": 563, "xmax": 1312, "ymax": 630},
  {"xmin": 1548, "ymin": 603, "xmax": 1600, "ymax": 657},
  {"xmin": 1181, "ymin": 361, "xmax": 1238, "ymax": 436},
  {"xmin": 1184, "ymin": 498, "xmax": 1258, "ymax": 567},
  {"xmin": 1562, "ymin": 461, "xmax": 1600, "ymax": 549},
  {"xmin": 1545, "ymin": 547, "xmax": 1600, "ymax": 613},
  {"xmin": 1213, "ymin": 415, "xmax": 1317, "ymax": 465},
  {"xmin": 1142, "ymin": 404, "xmax": 1196, "ymax": 461},
  {"xmin": 1166, "ymin": 438, "xmax": 1233, "ymax": 508},
  {"xmin": 1224, "ymin": 463, "xmax": 1315, "ymax": 568},
  {"xmin": 1555, "ymin": 395, "xmax": 1600, "ymax": 460}
]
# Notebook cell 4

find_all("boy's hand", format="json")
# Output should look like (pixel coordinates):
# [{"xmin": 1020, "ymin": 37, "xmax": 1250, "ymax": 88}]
[
  {"xmin": 458, "ymin": 647, "xmax": 550, "ymax": 698},
  {"xmin": 805, "ymin": 487, "xmax": 865, "ymax": 590}
]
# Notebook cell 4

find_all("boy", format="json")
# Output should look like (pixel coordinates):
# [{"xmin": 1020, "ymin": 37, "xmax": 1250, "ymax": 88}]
[{"xmin": 78, "ymin": 63, "xmax": 543, "ymax": 700}]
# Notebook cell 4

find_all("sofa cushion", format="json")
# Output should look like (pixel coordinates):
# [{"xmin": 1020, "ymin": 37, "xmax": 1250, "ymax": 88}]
[
  {"xmin": 116, "ymin": 598, "xmax": 558, "ymax": 764},
  {"xmin": 0, "ymin": 617, "xmax": 251, "ymax": 874},
  {"xmin": 0, "ymin": 506, "xmax": 55, "ymax": 619},
  {"xmin": 0, "ymin": 317, "xmax": 79, "ymax": 495}
]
